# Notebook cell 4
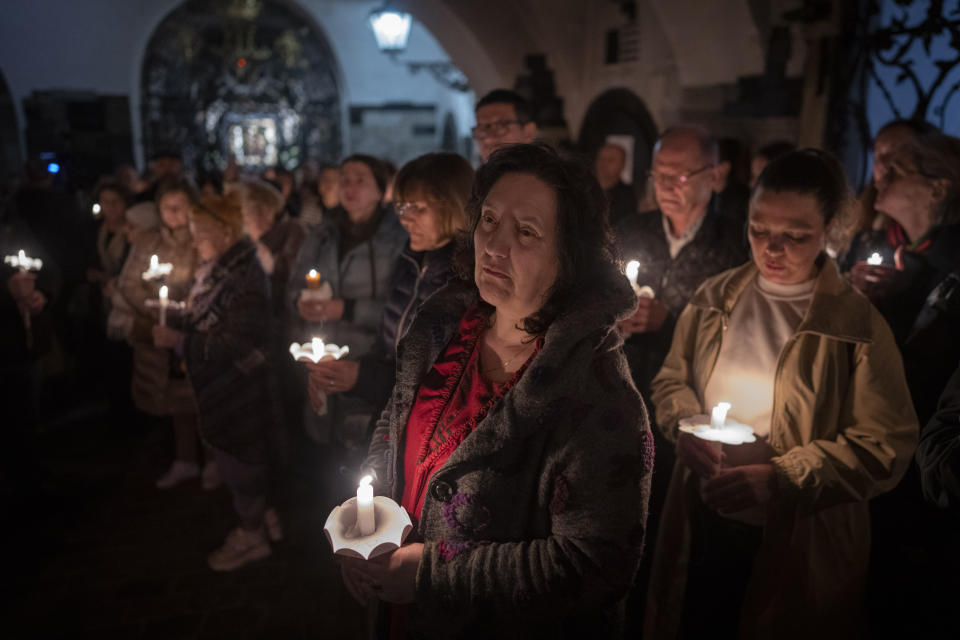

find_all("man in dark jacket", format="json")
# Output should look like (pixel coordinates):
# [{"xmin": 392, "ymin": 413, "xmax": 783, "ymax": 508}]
[
  {"xmin": 615, "ymin": 125, "xmax": 748, "ymax": 400},
  {"xmin": 616, "ymin": 124, "xmax": 748, "ymax": 636}
]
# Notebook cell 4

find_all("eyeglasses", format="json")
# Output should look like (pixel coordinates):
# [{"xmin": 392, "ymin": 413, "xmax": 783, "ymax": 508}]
[
  {"xmin": 471, "ymin": 120, "xmax": 524, "ymax": 138},
  {"xmin": 648, "ymin": 164, "xmax": 715, "ymax": 188},
  {"xmin": 396, "ymin": 201, "xmax": 430, "ymax": 217}
]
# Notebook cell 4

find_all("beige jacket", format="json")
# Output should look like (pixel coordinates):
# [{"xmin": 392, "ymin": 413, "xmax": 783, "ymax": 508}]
[
  {"xmin": 111, "ymin": 225, "xmax": 197, "ymax": 416},
  {"xmin": 646, "ymin": 259, "xmax": 918, "ymax": 640}
]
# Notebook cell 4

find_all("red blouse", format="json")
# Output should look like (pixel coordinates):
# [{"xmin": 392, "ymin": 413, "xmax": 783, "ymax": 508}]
[{"xmin": 400, "ymin": 305, "xmax": 541, "ymax": 522}]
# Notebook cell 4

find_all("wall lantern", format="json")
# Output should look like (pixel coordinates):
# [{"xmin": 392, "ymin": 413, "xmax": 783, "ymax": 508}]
[{"xmin": 368, "ymin": 6, "xmax": 412, "ymax": 54}]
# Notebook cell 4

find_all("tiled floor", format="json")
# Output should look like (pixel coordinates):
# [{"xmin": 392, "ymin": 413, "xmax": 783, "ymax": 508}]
[{"xmin": 4, "ymin": 417, "xmax": 368, "ymax": 639}]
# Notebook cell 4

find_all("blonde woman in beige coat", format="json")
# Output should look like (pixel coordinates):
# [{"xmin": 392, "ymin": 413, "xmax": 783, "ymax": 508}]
[
  {"xmin": 110, "ymin": 177, "xmax": 203, "ymax": 489},
  {"xmin": 645, "ymin": 150, "xmax": 918, "ymax": 640}
]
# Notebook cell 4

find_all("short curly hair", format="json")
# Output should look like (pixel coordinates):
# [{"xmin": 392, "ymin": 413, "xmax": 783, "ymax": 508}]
[{"xmin": 453, "ymin": 142, "xmax": 617, "ymax": 335}]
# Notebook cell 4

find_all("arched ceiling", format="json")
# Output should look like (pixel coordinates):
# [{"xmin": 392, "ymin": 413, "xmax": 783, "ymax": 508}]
[{"xmin": 399, "ymin": 0, "xmax": 766, "ymax": 92}]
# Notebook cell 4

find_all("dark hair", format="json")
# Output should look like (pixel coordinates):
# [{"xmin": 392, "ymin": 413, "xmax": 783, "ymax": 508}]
[
  {"xmin": 754, "ymin": 148, "xmax": 851, "ymax": 225},
  {"xmin": 755, "ymin": 140, "xmax": 796, "ymax": 163},
  {"xmin": 394, "ymin": 152, "xmax": 474, "ymax": 240},
  {"xmin": 475, "ymin": 89, "xmax": 534, "ymax": 124},
  {"xmin": 454, "ymin": 142, "xmax": 616, "ymax": 335},
  {"xmin": 341, "ymin": 154, "xmax": 389, "ymax": 195},
  {"xmin": 155, "ymin": 175, "xmax": 199, "ymax": 207},
  {"xmin": 93, "ymin": 177, "xmax": 131, "ymax": 206}
]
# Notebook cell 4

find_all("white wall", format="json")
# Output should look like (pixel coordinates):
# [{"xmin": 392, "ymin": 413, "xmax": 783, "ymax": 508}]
[{"xmin": 0, "ymin": 0, "xmax": 475, "ymax": 168}]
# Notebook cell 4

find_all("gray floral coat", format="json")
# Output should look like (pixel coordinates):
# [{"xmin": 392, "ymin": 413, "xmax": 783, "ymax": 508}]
[{"xmin": 364, "ymin": 272, "xmax": 653, "ymax": 639}]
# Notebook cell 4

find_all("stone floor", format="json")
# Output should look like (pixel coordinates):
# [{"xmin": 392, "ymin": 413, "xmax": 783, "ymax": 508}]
[{"xmin": 3, "ymin": 413, "xmax": 369, "ymax": 639}]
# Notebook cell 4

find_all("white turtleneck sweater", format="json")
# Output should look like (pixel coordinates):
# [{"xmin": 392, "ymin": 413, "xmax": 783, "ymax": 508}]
[{"xmin": 703, "ymin": 274, "xmax": 816, "ymax": 440}]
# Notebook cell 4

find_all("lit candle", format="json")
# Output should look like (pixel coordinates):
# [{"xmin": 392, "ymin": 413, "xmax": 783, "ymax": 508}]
[
  {"xmin": 158, "ymin": 285, "xmax": 169, "ymax": 327},
  {"xmin": 710, "ymin": 401, "xmax": 731, "ymax": 430},
  {"xmin": 4, "ymin": 249, "xmax": 43, "ymax": 272},
  {"xmin": 356, "ymin": 475, "xmax": 376, "ymax": 536},
  {"xmin": 142, "ymin": 254, "xmax": 173, "ymax": 281},
  {"xmin": 866, "ymin": 252, "xmax": 883, "ymax": 266},
  {"xmin": 624, "ymin": 260, "xmax": 654, "ymax": 298},
  {"xmin": 312, "ymin": 336, "xmax": 323, "ymax": 358},
  {"xmin": 305, "ymin": 269, "xmax": 321, "ymax": 289},
  {"xmin": 625, "ymin": 260, "xmax": 640, "ymax": 289}
]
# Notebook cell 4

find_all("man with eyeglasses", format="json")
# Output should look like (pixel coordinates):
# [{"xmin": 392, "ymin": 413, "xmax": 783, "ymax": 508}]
[
  {"xmin": 616, "ymin": 124, "xmax": 748, "ymax": 636},
  {"xmin": 472, "ymin": 90, "xmax": 538, "ymax": 162}
]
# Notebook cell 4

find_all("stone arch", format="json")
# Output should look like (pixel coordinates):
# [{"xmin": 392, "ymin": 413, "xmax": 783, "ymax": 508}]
[
  {"xmin": 140, "ymin": 0, "xmax": 343, "ymax": 172},
  {"xmin": 578, "ymin": 88, "xmax": 659, "ymax": 191},
  {"xmin": 398, "ymin": 0, "xmax": 507, "ymax": 95}
]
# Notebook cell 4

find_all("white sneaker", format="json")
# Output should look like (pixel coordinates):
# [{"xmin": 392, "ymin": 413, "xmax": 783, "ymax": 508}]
[
  {"xmin": 201, "ymin": 461, "xmax": 222, "ymax": 491},
  {"xmin": 155, "ymin": 461, "xmax": 199, "ymax": 489},
  {"xmin": 264, "ymin": 507, "xmax": 284, "ymax": 542},
  {"xmin": 207, "ymin": 526, "xmax": 271, "ymax": 572}
]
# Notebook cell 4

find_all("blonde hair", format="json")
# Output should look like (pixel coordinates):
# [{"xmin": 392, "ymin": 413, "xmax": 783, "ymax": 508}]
[
  {"xmin": 239, "ymin": 179, "xmax": 285, "ymax": 215},
  {"xmin": 192, "ymin": 192, "xmax": 244, "ymax": 233}
]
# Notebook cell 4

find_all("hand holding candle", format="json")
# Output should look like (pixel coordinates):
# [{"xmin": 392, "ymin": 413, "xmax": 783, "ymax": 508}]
[{"xmin": 4, "ymin": 250, "xmax": 43, "ymax": 345}]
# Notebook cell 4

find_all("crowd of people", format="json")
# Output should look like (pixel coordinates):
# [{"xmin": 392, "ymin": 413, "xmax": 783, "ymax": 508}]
[{"xmin": 3, "ymin": 87, "xmax": 959, "ymax": 638}]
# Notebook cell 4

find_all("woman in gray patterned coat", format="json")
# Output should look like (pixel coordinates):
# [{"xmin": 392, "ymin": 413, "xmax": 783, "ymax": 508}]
[{"xmin": 342, "ymin": 143, "xmax": 653, "ymax": 639}]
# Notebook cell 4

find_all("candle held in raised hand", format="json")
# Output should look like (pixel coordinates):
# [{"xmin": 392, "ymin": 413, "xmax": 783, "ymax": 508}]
[{"xmin": 356, "ymin": 475, "xmax": 376, "ymax": 536}]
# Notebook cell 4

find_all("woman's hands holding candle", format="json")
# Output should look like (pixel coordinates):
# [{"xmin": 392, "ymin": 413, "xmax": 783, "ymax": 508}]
[
  {"xmin": 849, "ymin": 262, "xmax": 898, "ymax": 302},
  {"xmin": 341, "ymin": 543, "xmax": 424, "ymax": 605},
  {"xmin": 676, "ymin": 431, "xmax": 724, "ymax": 478},
  {"xmin": 306, "ymin": 359, "xmax": 360, "ymax": 395},
  {"xmin": 702, "ymin": 463, "xmax": 777, "ymax": 513},
  {"xmin": 297, "ymin": 296, "xmax": 345, "ymax": 323}
]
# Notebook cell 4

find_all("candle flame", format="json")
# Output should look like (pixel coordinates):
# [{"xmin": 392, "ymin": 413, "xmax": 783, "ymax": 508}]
[
  {"xmin": 151, "ymin": 254, "xmax": 159, "ymax": 269},
  {"xmin": 359, "ymin": 475, "xmax": 372, "ymax": 488},
  {"xmin": 308, "ymin": 269, "xmax": 319, "ymax": 278},
  {"xmin": 311, "ymin": 337, "xmax": 323, "ymax": 354},
  {"xmin": 625, "ymin": 260, "xmax": 640, "ymax": 285},
  {"xmin": 866, "ymin": 252, "xmax": 883, "ymax": 266},
  {"xmin": 159, "ymin": 285, "xmax": 168, "ymax": 300},
  {"xmin": 19, "ymin": 250, "xmax": 26, "ymax": 261}
]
